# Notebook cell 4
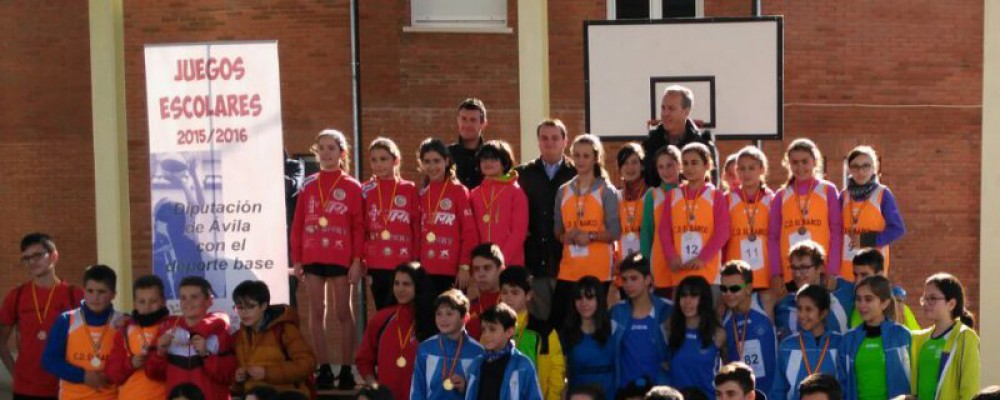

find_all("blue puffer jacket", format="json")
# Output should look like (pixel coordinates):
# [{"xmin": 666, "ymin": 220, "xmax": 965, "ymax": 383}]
[{"xmin": 464, "ymin": 344, "xmax": 543, "ymax": 400}]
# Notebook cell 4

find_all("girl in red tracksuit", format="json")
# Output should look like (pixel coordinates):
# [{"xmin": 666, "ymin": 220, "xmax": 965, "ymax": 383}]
[
  {"xmin": 417, "ymin": 138, "xmax": 479, "ymax": 296},
  {"xmin": 470, "ymin": 140, "xmax": 529, "ymax": 267},
  {"xmin": 362, "ymin": 137, "xmax": 420, "ymax": 310},
  {"xmin": 355, "ymin": 262, "xmax": 438, "ymax": 399},
  {"xmin": 290, "ymin": 129, "xmax": 364, "ymax": 389}
]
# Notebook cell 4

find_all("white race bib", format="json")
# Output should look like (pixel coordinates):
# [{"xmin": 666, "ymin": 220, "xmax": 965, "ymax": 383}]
[
  {"xmin": 570, "ymin": 245, "xmax": 590, "ymax": 258},
  {"xmin": 842, "ymin": 234, "xmax": 858, "ymax": 262},
  {"xmin": 621, "ymin": 232, "xmax": 640, "ymax": 256},
  {"xmin": 789, "ymin": 230, "xmax": 811, "ymax": 248},
  {"xmin": 740, "ymin": 238, "xmax": 765, "ymax": 270},
  {"xmin": 741, "ymin": 339, "xmax": 766, "ymax": 378},
  {"xmin": 681, "ymin": 231, "xmax": 702, "ymax": 263}
]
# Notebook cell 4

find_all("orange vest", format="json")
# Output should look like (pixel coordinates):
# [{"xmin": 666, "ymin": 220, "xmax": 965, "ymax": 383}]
[
  {"xmin": 558, "ymin": 182, "xmax": 615, "ymax": 282},
  {"xmin": 648, "ymin": 188, "xmax": 672, "ymax": 288},
  {"xmin": 669, "ymin": 185, "xmax": 722, "ymax": 284},
  {"xmin": 840, "ymin": 186, "xmax": 889, "ymax": 280},
  {"xmin": 62, "ymin": 309, "xmax": 120, "ymax": 400},
  {"xmin": 778, "ymin": 182, "xmax": 832, "ymax": 282},
  {"xmin": 617, "ymin": 193, "xmax": 644, "ymax": 263},
  {"xmin": 724, "ymin": 189, "xmax": 772, "ymax": 289},
  {"xmin": 119, "ymin": 325, "xmax": 166, "ymax": 400}
]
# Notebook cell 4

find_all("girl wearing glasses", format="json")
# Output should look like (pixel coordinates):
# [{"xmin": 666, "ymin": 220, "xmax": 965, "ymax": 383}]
[
  {"xmin": 773, "ymin": 241, "xmax": 855, "ymax": 342},
  {"xmin": 910, "ymin": 273, "xmax": 980, "ymax": 400},
  {"xmin": 839, "ymin": 146, "xmax": 906, "ymax": 280}
]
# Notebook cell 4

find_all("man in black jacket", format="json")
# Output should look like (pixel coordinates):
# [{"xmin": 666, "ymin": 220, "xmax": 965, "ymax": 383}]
[
  {"xmin": 642, "ymin": 85, "xmax": 720, "ymax": 187},
  {"xmin": 513, "ymin": 118, "xmax": 576, "ymax": 323},
  {"xmin": 448, "ymin": 98, "xmax": 488, "ymax": 189}
]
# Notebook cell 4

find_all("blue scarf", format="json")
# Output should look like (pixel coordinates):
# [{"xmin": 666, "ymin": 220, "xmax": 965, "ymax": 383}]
[{"xmin": 484, "ymin": 340, "xmax": 514, "ymax": 362}]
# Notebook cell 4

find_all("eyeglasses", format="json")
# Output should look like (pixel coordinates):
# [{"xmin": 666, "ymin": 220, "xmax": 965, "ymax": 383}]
[
  {"xmin": 790, "ymin": 264, "xmax": 816, "ymax": 272},
  {"xmin": 20, "ymin": 252, "xmax": 49, "ymax": 265},
  {"xmin": 233, "ymin": 303, "xmax": 260, "ymax": 312},
  {"xmin": 719, "ymin": 284, "xmax": 748, "ymax": 293},
  {"xmin": 848, "ymin": 163, "xmax": 874, "ymax": 171},
  {"xmin": 919, "ymin": 295, "xmax": 946, "ymax": 306}
]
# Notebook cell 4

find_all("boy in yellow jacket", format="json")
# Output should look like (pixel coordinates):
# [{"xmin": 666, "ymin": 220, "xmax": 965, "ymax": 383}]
[{"xmin": 498, "ymin": 267, "xmax": 564, "ymax": 400}]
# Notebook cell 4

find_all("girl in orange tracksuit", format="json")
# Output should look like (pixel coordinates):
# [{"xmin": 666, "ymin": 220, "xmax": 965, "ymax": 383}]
[
  {"xmin": 642, "ymin": 145, "xmax": 682, "ymax": 295},
  {"xmin": 362, "ymin": 137, "xmax": 420, "ymax": 310},
  {"xmin": 767, "ymin": 138, "xmax": 843, "ymax": 293},
  {"xmin": 417, "ymin": 138, "xmax": 479, "ymax": 296},
  {"xmin": 616, "ymin": 143, "xmax": 645, "ymax": 261},
  {"xmin": 553, "ymin": 134, "xmax": 620, "ymax": 329},
  {"xmin": 723, "ymin": 146, "xmax": 774, "ymax": 290},
  {"xmin": 470, "ymin": 140, "xmax": 529, "ymax": 267},
  {"xmin": 839, "ymin": 146, "xmax": 905, "ymax": 280},
  {"xmin": 290, "ymin": 129, "xmax": 364, "ymax": 388},
  {"xmin": 658, "ymin": 142, "xmax": 730, "ymax": 285}
]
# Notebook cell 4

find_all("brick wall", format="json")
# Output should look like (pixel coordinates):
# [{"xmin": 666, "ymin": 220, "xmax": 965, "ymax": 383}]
[{"xmin": 0, "ymin": 2, "xmax": 95, "ymax": 297}]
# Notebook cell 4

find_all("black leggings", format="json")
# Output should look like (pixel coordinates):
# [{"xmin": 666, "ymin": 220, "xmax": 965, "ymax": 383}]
[{"xmin": 369, "ymin": 269, "xmax": 396, "ymax": 310}]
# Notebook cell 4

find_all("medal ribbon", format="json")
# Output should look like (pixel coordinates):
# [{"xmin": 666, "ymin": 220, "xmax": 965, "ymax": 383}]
[
  {"xmin": 742, "ymin": 188, "xmax": 762, "ymax": 236},
  {"xmin": 396, "ymin": 312, "xmax": 415, "ymax": 356},
  {"xmin": 31, "ymin": 282, "xmax": 57, "ymax": 325},
  {"xmin": 481, "ymin": 183, "xmax": 507, "ymax": 223},
  {"xmin": 732, "ymin": 312, "xmax": 751, "ymax": 360},
  {"xmin": 376, "ymin": 178, "xmax": 400, "ymax": 230},
  {"xmin": 425, "ymin": 180, "xmax": 450, "ymax": 227},
  {"xmin": 82, "ymin": 311, "xmax": 110, "ymax": 362},
  {"xmin": 792, "ymin": 180, "xmax": 817, "ymax": 230},
  {"xmin": 317, "ymin": 172, "xmax": 345, "ymax": 215},
  {"xmin": 438, "ymin": 334, "xmax": 465, "ymax": 382},
  {"xmin": 799, "ymin": 333, "xmax": 832, "ymax": 375},
  {"xmin": 683, "ymin": 184, "xmax": 702, "ymax": 224}
]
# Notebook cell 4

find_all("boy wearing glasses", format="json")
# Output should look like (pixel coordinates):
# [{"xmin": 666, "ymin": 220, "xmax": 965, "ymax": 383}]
[
  {"xmin": 0, "ymin": 232, "xmax": 84, "ymax": 400},
  {"xmin": 719, "ymin": 261, "xmax": 776, "ymax": 395},
  {"xmin": 773, "ymin": 241, "xmax": 854, "ymax": 341},
  {"xmin": 231, "ymin": 280, "xmax": 316, "ymax": 397}
]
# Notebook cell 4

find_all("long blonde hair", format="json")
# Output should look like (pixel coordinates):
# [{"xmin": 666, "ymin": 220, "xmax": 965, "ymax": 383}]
[{"xmin": 571, "ymin": 134, "xmax": 609, "ymax": 180}]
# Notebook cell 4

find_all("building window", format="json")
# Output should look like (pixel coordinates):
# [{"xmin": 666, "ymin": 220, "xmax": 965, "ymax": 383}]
[
  {"xmin": 609, "ymin": 0, "xmax": 702, "ymax": 20},
  {"xmin": 407, "ymin": 0, "xmax": 511, "ymax": 33}
]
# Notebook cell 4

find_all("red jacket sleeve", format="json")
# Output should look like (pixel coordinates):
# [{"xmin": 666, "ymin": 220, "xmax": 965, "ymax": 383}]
[
  {"xmin": 410, "ymin": 185, "xmax": 422, "ymax": 261},
  {"xmin": 351, "ymin": 184, "xmax": 365, "ymax": 261},
  {"xmin": 104, "ymin": 326, "xmax": 134, "ymax": 384},
  {"xmin": 356, "ymin": 309, "xmax": 390, "ymax": 378},
  {"xmin": 203, "ymin": 326, "xmax": 238, "ymax": 386},
  {"xmin": 502, "ymin": 187, "xmax": 530, "ymax": 265},
  {"xmin": 290, "ymin": 183, "xmax": 308, "ymax": 265},
  {"xmin": 458, "ymin": 185, "xmax": 478, "ymax": 267}
]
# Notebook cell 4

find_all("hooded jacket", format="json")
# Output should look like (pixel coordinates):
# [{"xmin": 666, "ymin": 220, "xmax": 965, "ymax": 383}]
[
  {"xmin": 910, "ymin": 320, "xmax": 980, "ymax": 400},
  {"xmin": 839, "ymin": 319, "xmax": 912, "ymax": 400},
  {"xmin": 146, "ymin": 313, "xmax": 237, "ymax": 400},
  {"xmin": 105, "ymin": 307, "xmax": 170, "ymax": 400},
  {"xmin": 464, "ymin": 345, "xmax": 543, "ymax": 400},
  {"xmin": 233, "ymin": 305, "xmax": 316, "ymax": 397},
  {"xmin": 357, "ymin": 304, "xmax": 419, "ymax": 399},
  {"xmin": 470, "ymin": 172, "xmax": 529, "ymax": 266}
]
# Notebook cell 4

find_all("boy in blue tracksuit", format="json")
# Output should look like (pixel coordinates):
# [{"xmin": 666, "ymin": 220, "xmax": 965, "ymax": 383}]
[
  {"xmin": 610, "ymin": 253, "xmax": 673, "ymax": 389},
  {"xmin": 719, "ymin": 261, "xmax": 777, "ymax": 395},
  {"xmin": 464, "ymin": 303, "xmax": 542, "ymax": 400},
  {"xmin": 772, "ymin": 284, "xmax": 844, "ymax": 400},
  {"xmin": 774, "ymin": 241, "xmax": 854, "ymax": 341},
  {"xmin": 411, "ymin": 289, "xmax": 485, "ymax": 400},
  {"xmin": 838, "ymin": 275, "xmax": 911, "ymax": 400}
]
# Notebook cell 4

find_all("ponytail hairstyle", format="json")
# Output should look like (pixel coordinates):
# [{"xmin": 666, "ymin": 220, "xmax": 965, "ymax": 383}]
[
  {"xmin": 312, "ymin": 129, "xmax": 352, "ymax": 174},
  {"xmin": 782, "ymin": 138, "xmax": 824, "ymax": 185},
  {"xmin": 681, "ymin": 142, "xmax": 714, "ymax": 183},
  {"xmin": 925, "ymin": 272, "xmax": 976, "ymax": 328},
  {"xmin": 856, "ymin": 275, "xmax": 896, "ymax": 322},
  {"xmin": 735, "ymin": 145, "xmax": 770, "ymax": 190},
  {"xmin": 369, "ymin": 137, "xmax": 402, "ymax": 179},
  {"xmin": 418, "ymin": 137, "xmax": 456, "ymax": 188},
  {"xmin": 571, "ymin": 133, "xmax": 610, "ymax": 180}
]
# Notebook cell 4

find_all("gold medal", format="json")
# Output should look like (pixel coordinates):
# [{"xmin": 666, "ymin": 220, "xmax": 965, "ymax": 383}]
[
  {"xmin": 396, "ymin": 356, "xmax": 407, "ymax": 368},
  {"xmin": 443, "ymin": 378, "xmax": 454, "ymax": 391},
  {"xmin": 381, "ymin": 230, "xmax": 391, "ymax": 240},
  {"xmin": 798, "ymin": 227, "xmax": 808, "ymax": 235},
  {"xmin": 426, "ymin": 232, "xmax": 436, "ymax": 243},
  {"xmin": 482, "ymin": 214, "xmax": 490, "ymax": 223},
  {"xmin": 318, "ymin": 216, "xmax": 329, "ymax": 227},
  {"xmin": 90, "ymin": 357, "xmax": 101, "ymax": 368},
  {"xmin": 37, "ymin": 330, "xmax": 46, "ymax": 341}
]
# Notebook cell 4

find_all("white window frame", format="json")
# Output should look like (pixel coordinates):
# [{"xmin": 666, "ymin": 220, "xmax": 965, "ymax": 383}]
[
  {"xmin": 606, "ymin": 0, "xmax": 705, "ymax": 20},
  {"xmin": 405, "ymin": 0, "xmax": 513, "ymax": 34}
]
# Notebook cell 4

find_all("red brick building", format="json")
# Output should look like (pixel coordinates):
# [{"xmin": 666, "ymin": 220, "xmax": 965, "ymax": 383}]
[{"xmin": 0, "ymin": 0, "xmax": 986, "ymax": 365}]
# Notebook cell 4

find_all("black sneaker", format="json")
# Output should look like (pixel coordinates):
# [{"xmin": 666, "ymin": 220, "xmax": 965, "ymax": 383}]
[
  {"xmin": 316, "ymin": 365, "xmax": 335, "ymax": 389},
  {"xmin": 337, "ymin": 365, "xmax": 356, "ymax": 390}
]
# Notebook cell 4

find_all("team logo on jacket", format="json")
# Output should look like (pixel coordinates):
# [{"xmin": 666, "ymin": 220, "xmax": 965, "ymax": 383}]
[
  {"xmin": 329, "ymin": 202, "xmax": 348, "ymax": 215},
  {"xmin": 394, "ymin": 195, "xmax": 406, "ymax": 207},
  {"xmin": 440, "ymin": 198, "xmax": 453, "ymax": 210},
  {"xmin": 334, "ymin": 188, "xmax": 346, "ymax": 201},
  {"xmin": 432, "ymin": 212, "xmax": 456, "ymax": 225}
]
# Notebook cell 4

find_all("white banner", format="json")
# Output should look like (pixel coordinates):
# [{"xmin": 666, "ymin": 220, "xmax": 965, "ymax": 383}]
[{"xmin": 144, "ymin": 41, "xmax": 288, "ymax": 316}]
